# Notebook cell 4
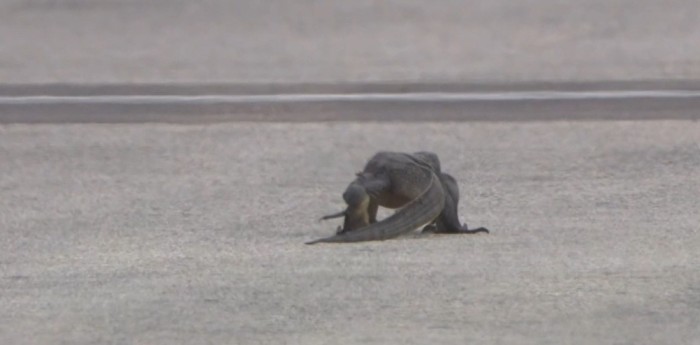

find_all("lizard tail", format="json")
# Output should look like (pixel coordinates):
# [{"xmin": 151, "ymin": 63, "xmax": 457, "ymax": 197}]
[{"xmin": 305, "ymin": 173, "xmax": 445, "ymax": 244}]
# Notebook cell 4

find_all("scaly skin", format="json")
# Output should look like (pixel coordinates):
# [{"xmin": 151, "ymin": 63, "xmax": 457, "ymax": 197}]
[
  {"xmin": 307, "ymin": 152, "xmax": 445, "ymax": 244},
  {"xmin": 413, "ymin": 152, "xmax": 490, "ymax": 234},
  {"xmin": 307, "ymin": 152, "xmax": 489, "ymax": 244}
]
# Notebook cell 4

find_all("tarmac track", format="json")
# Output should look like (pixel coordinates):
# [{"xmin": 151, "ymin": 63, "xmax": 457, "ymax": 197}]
[
  {"xmin": 1, "ymin": 91, "xmax": 699, "ymax": 344},
  {"xmin": 2, "ymin": 1, "xmax": 700, "ymax": 342},
  {"xmin": 2, "ymin": 81, "xmax": 700, "ymax": 123}
]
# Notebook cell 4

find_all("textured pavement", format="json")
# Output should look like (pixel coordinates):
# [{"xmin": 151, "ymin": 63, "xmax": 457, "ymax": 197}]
[
  {"xmin": 1, "ymin": 120, "xmax": 698, "ymax": 344},
  {"xmin": 1, "ymin": 0, "xmax": 700, "ymax": 84},
  {"xmin": 2, "ymin": 1, "xmax": 700, "ymax": 344}
]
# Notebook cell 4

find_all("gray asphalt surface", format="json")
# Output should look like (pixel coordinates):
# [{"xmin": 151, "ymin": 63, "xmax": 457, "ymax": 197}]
[
  {"xmin": 2, "ymin": 0, "xmax": 700, "ymax": 83},
  {"xmin": 2, "ymin": 1, "xmax": 700, "ymax": 344},
  {"xmin": 3, "ymin": 81, "xmax": 700, "ymax": 123},
  {"xmin": 1, "ymin": 120, "xmax": 699, "ymax": 344}
]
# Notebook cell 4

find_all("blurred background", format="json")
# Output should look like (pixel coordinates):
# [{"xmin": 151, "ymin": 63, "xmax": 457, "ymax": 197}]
[{"xmin": 2, "ymin": 0, "xmax": 699, "ymax": 85}]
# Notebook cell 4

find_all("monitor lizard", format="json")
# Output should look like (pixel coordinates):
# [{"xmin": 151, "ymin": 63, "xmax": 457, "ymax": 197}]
[{"xmin": 306, "ymin": 151, "xmax": 488, "ymax": 244}]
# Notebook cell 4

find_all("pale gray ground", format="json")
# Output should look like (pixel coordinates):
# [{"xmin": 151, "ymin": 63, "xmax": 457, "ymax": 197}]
[
  {"xmin": 1, "ymin": 121, "xmax": 698, "ymax": 344},
  {"xmin": 2, "ymin": 0, "xmax": 700, "ymax": 343},
  {"xmin": 1, "ymin": 0, "xmax": 700, "ymax": 83}
]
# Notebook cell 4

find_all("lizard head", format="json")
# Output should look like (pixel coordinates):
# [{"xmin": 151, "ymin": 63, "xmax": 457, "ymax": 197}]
[
  {"xmin": 337, "ymin": 182, "xmax": 371, "ymax": 233},
  {"xmin": 320, "ymin": 181, "xmax": 371, "ymax": 234}
]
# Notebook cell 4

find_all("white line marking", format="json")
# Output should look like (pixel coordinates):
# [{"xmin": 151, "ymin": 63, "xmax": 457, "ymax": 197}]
[{"xmin": 2, "ymin": 90, "xmax": 700, "ymax": 105}]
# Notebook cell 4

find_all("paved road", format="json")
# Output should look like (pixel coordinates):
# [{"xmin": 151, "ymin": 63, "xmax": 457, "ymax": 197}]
[
  {"xmin": 1, "ymin": 0, "xmax": 700, "ymax": 83},
  {"xmin": 2, "ymin": 1, "xmax": 699, "ymax": 343},
  {"xmin": 2, "ymin": 81, "xmax": 700, "ymax": 123},
  {"xmin": 1, "ymin": 116, "xmax": 698, "ymax": 344}
]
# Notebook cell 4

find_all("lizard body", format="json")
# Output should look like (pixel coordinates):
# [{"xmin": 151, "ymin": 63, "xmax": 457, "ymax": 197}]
[{"xmin": 307, "ymin": 151, "xmax": 488, "ymax": 244}]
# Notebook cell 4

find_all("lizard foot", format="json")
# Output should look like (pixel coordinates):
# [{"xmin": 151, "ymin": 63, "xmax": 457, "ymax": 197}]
[
  {"xmin": 421, "ymin": 224, "xmax": 438, "ymax": 233},
  {"xmin": 457, "ymin": 224, "xmax": 489, "ymax": 234}
]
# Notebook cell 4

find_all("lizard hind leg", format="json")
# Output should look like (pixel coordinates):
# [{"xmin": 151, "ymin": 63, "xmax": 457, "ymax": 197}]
[
  {"xmin": 459, "ymin": 225, "xmax": 490, "ymax": 234},
  {"xmin": 435, "ymin": 193, "xmax": 489, "ymax": 234},
  {"xmin": 425, "ymin": 215, "xmax": 490, "ymax": 234},
  {"xmin": 434, "ymin": 172, "xmax": 490, "ymax": 234}
]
